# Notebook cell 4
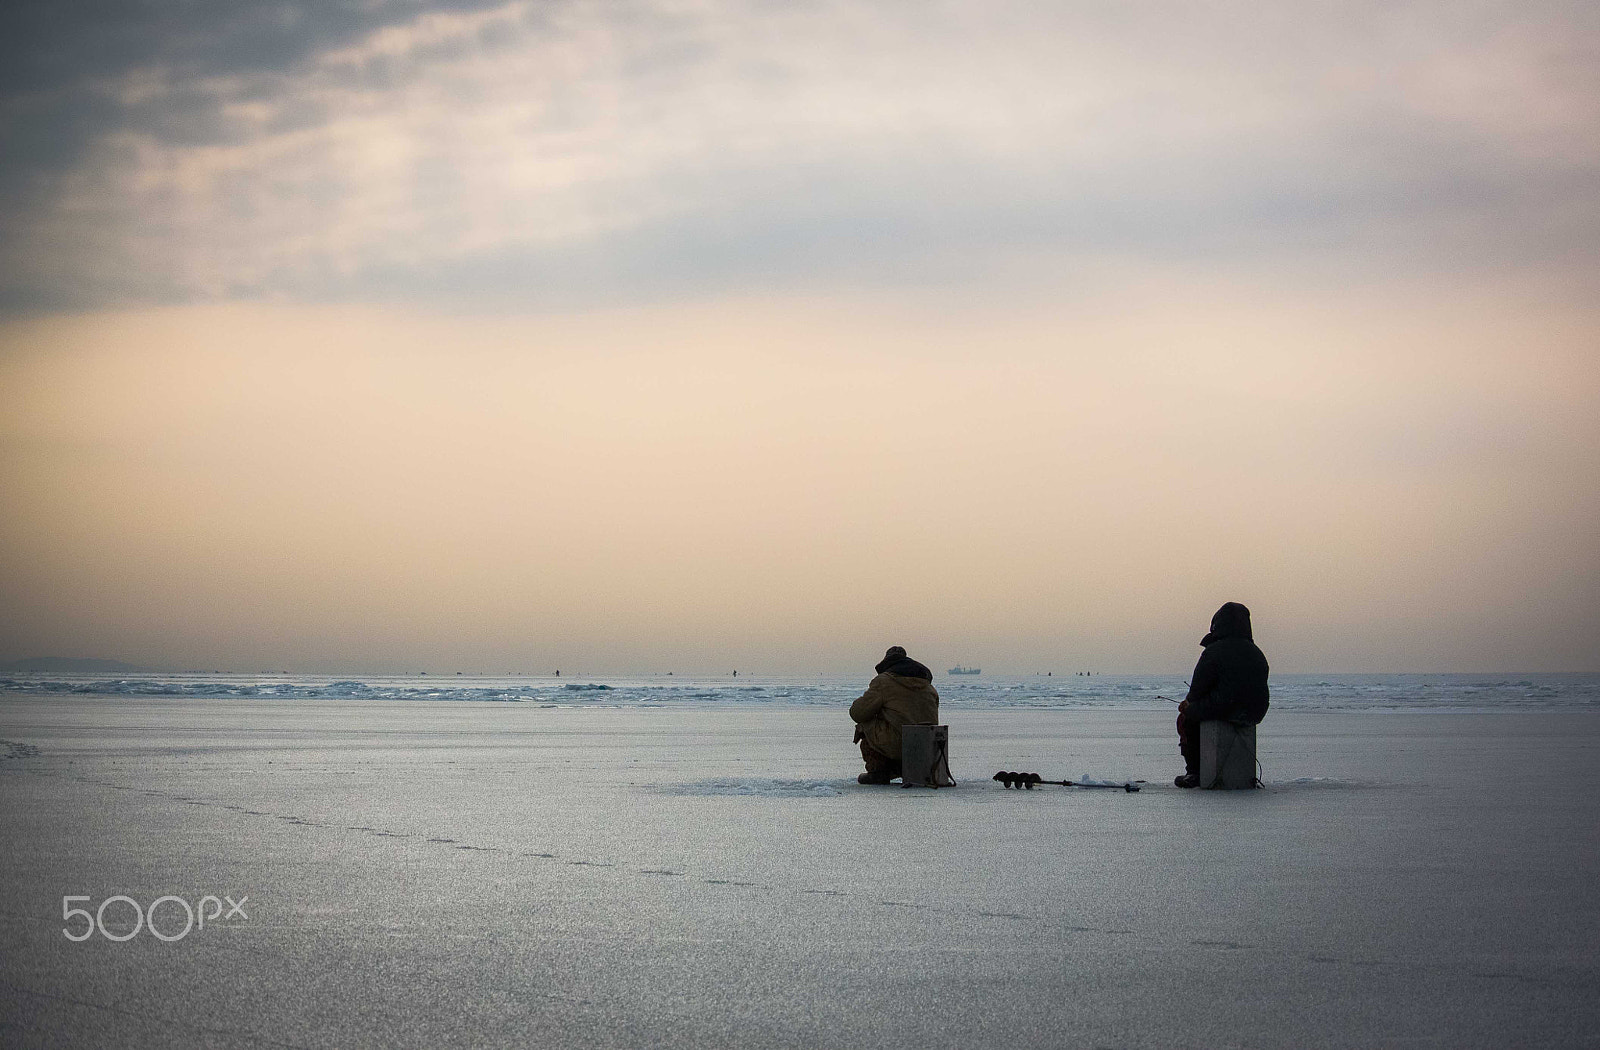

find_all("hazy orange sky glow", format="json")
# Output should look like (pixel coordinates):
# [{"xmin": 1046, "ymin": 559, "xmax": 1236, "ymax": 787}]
[{"xmin": 2, "ymin": 0, "xmax": 1596, "ymax": 672}]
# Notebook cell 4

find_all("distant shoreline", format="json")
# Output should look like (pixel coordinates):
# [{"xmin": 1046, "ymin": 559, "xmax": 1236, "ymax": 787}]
[{"xmin": 2, "ymin": 671, "xmax": 1596, "ymax": 713}]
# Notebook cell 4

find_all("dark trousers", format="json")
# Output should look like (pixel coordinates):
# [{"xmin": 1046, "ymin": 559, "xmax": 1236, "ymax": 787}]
[
  {"xmin": 860, "ymin": 740, "xmax": 901, "ymax": 777},
  {"xmin": 1177, "ymin": 710, "xmax": 1199, "ymax": 776}
]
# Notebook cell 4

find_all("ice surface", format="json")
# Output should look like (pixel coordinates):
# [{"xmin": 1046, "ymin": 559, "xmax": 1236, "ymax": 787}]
[
  {"xmin": 1, "ymin": 694, "xmax": 1597, "ymax": 1049},
  {"xmin": 663, "ymin": 778, "xmax": 848, "ymax": 797}
]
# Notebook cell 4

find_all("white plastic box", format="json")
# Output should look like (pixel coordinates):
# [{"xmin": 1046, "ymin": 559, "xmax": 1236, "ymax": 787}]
[
  {"xmin": 1199, "ymin": 721, "xmax": 1258, "ymax": 789},
  {"xmin": 900, "ymin": 724, "xmax": 955, "ymax": 788}
]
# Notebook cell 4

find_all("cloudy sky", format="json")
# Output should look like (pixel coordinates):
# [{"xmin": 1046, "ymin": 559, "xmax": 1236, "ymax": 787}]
[{"xmin": 2, "ymin": 0, "xmax": 1597, "ymax": 673}]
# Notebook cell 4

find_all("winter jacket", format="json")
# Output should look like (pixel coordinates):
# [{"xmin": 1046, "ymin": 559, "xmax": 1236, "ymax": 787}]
[
  {"xmin": 850, "ymin": 672, "xmax": 940, "ymax": 759},
  {"xmin": 1185, "ymin": 602, "xmax": 1270, "ymax": 725}
]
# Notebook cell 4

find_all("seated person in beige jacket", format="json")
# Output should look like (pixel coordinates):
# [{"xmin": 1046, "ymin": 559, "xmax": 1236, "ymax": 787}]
[{"xmin": 850, "ymin": 646, "xmax": 940, "ymax": 784}]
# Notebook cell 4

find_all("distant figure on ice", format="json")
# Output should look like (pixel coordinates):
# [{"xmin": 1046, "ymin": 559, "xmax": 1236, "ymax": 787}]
[
  {"xmin": 850, "ymin": 646, "xmax": 939, "ymax": 785},
  {"xmin": 1175, "ymin": 602, "xmax": 1270, "ymax": 788}
]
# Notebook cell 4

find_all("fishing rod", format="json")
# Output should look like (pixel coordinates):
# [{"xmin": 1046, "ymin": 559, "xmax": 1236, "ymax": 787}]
[{"xmin": 993, "ymin": 771, "xmax": 1142, "ymax": 792}]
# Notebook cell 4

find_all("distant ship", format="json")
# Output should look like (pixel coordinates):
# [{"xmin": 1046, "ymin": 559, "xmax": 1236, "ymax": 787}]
[{"xmin": 947, "ymin": 666, "xmax": 981, "ymax": 675}]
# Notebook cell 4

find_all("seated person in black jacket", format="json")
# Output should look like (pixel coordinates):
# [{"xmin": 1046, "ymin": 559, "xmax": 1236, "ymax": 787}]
[{"xmin": 1175, "ymin": 602, "xmax": 1270, "ymax": 788}]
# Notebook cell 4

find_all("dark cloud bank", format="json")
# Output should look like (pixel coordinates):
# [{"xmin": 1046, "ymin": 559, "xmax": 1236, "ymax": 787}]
[{"xmin": 2, "ymin": 0, "xmax": 1597, "ymax": 313}]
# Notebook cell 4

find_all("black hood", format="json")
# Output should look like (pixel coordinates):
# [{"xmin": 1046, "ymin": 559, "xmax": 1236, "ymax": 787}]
[
  {"xmin": 1201, "ymin": 602, "xmax": 1253, "ymax": 646},
  {"xmin": 875, "ymin": 646, "xmax": 933, "ymax": 681}
]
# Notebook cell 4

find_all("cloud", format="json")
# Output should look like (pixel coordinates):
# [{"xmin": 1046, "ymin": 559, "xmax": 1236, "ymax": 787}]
[{"xmin": 2, "ymin": 0, "xmax": 1598, "ymax": 310}]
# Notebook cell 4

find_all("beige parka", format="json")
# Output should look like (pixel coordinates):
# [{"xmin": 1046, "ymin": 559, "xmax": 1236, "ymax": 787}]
[{"xmin": 849, "ymin": 672, "xmax": 940, "ymax": 759}]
